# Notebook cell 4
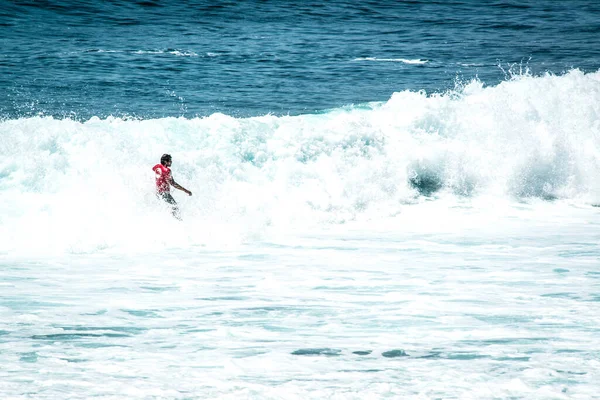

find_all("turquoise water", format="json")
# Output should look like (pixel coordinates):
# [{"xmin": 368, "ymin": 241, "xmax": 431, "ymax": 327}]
[
  {"xmin": 1, "ymin": 204, "xmax": 599, "ymax": 398},
  {"xmin": 2, "ymin": 1, "xmax": 600, "ymax": 398}
]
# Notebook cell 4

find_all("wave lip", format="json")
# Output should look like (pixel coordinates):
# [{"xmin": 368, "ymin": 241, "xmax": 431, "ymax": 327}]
[
  {"xmin": 353, "ymin": 57, "xmax": 428, "ymax": 64},
  {"xmin": 80, "ymin": 49, "xmax": 199, "ymax": 57}
]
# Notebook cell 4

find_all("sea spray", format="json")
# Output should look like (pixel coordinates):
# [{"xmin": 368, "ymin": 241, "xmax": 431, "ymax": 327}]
[{"xmin": 2, "ymin": 70, "xmax": 600, "ymax": 254}]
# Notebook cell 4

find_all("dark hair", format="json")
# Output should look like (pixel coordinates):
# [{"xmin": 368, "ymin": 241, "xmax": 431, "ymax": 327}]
[{"xmin": 160, "ymin": 154, "xmax": 172, "ymax": 165}]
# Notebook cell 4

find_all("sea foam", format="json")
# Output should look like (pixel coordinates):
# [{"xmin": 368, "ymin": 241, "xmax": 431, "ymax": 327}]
[{"xmin": 2, "ymin": 70, "xmax": 600, "ymax": 254}]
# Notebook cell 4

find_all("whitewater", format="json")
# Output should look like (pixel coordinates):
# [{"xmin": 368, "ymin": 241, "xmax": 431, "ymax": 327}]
[{"xmin": 1, "ymin": 72, "xmax": 600, "ymax": 398}]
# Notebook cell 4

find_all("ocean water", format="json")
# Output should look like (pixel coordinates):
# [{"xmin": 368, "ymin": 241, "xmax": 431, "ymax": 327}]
[{"xmin": 2, "ymin": 1, "xmax": 600, "ymax": 399}]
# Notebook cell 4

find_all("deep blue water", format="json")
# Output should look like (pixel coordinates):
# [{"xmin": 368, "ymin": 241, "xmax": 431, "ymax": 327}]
[{"xmin": 2, "ymin": 0, "xmax": 600, "ymax": 119}]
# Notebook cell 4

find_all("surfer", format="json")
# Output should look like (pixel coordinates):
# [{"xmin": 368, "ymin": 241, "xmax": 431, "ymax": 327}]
[{"xmin": 152, "ymin": 154, "xmax": 192, "ymax": 219}]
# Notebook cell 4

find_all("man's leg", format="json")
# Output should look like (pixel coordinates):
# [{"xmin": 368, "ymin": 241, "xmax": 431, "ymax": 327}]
[{"xmin": 161, "ymin": 193, "xmax": 182, "ymax": 220}]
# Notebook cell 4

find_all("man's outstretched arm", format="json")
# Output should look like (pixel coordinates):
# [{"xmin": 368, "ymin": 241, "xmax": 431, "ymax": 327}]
[{"xmin": 171, "ymin": 178, "xmax": 192, "ymax": 196}]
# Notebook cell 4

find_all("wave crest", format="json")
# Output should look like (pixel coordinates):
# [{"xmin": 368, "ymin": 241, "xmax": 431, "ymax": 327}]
[{"xmin": 2, "ymin": 70, "xmax": 600, "ymax": 253}]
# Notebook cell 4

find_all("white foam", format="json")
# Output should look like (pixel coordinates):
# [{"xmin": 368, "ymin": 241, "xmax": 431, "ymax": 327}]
[
  {"xmin": 2, "ymin": 70, "xmax": 600, "ymax": 254},
  {"xmin": 169, "ymin": 50, "xmax": 198, "ymax": 57},
  {"xmin": 353, "ymin": 57, "xmax": 429, "ymax": 64}
]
